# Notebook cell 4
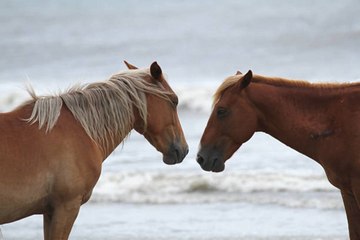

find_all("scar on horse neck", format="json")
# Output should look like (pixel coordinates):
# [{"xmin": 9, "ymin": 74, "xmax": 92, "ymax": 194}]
[{"xmin": 310, "ymin": 129, "xmax": 334, "ymax": 140}]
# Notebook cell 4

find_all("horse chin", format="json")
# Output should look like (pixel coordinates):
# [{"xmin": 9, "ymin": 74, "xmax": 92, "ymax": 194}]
[
  {"xmin": 198, "ymin": 162, "xmax": 225, "ymax": 172},
  {"xmin": 161, "ymin": 142, "xmax": 188, "ymax": 165},
  {"xmin": 162, "ymin": 154, "xmax": 181, "ymax": 165},
  {"xmin": 207, "ymin": 158, "xmax": 225, "ymax": 172},
  {"xmin": 211, "ymin": 162, "xmax": 225, "ymax": 172},
  {"xmin": 197, "ymin": 156, "xmax": 225, "ymax": 172}
]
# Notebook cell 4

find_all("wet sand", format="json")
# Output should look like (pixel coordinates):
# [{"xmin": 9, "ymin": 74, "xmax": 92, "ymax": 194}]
[{"xmin": 1, "ymin": 202, "xmax": 347, "ymax": 240}]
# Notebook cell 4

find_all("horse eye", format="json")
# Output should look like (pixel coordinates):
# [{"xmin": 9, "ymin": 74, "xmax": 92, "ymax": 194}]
[
  {"xmin": 173, "ymin": 98, "xmax": 178, "ymax": 106},
  {"xmin": 172, "ymin": 97, "xmax": 179, "ymax": 107},
  {"xmin": 216, "ymin": 107, "xmax": 228, "ymax": 118}
]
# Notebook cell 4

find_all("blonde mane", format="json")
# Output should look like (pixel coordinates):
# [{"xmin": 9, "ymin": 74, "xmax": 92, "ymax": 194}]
[
  {"xmin": 213, "ymin": 74, "xmax": 360, "ymax": 106},
  {"xmin": 26, "ymin": 69, "xmax": 170, "ymax": 151}
]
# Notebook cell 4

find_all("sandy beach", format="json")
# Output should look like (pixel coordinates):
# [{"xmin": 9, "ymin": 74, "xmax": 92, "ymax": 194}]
[{"xmin": 1, "ymin": 202, "xmax": 347, "ymax": 240}]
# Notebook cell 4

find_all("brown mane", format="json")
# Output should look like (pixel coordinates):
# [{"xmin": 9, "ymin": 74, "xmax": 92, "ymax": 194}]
[{"xmin": 213, "ymin": 73, "xmax": 360, "ymax": 106}]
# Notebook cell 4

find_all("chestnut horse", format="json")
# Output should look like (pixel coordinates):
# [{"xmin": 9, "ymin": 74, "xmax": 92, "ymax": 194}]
[
  {"xmin": 0, "ymin": 61, "xmax": 188, "ymax": 240},
  {"xmin": 197, "ymin": 70, "xmax": 360, "ymax": 239}
]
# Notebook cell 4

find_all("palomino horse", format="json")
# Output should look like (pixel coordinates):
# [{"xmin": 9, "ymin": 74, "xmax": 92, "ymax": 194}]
[
  {"xmin": 197, "ymin": 70, "xmax": 360, "ymax": 239},
  {"xmin": 0, "ymin": 61, "xmax": 188, "ymax": 239}
]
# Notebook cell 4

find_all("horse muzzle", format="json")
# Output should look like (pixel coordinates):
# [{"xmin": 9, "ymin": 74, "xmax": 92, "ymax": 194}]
[
  {"xmin": 196, "ymin": 147, "xmax": 225, "ymax": 172},
  {"xmin": 163, "ymin": 142, "xmax": 189, "ymax": 165}
]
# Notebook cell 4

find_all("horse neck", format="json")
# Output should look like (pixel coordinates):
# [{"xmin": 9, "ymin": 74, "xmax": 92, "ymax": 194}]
[
  {"xmin": 101, "ymin": 127, "xmax": 133, "ymax": 160},
  {"xmin": 101, "ymin": 98, "xmax": 150, "ymax": 159},
  {"xmin": 246, "ymin": 80, "xmax": 344, "ymax": 161}
]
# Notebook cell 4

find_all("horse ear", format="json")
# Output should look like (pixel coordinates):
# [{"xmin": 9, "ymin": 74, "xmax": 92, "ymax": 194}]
[
  {"xmin": 124, "ymin": 60, "xmax": 138, "ymax": 70},
  {"xmin": 239, "ymin": 70, "xmax": 253, "ymax": 89},
  {"xmin": 236, "ymin": 70, "xmax": 242, "ymax": 75},
  {"xmin": 150, "ymin": 61, "xmax": 162, "ymax": 81}
]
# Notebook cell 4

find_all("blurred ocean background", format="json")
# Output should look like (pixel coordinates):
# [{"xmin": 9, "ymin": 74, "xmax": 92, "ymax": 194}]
[{"xmin": 1, "ymin": 0, "xmax": 360, "ymax": 239}]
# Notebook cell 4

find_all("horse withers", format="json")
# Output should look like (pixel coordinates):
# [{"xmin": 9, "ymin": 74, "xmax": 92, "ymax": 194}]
[
  {"xmin": 197, "ymin": 70, "xmax": 360, "ymax": 239},
  {"xmin": 0, "ymin": 61, "xmax": 188, "ymax": 240}
]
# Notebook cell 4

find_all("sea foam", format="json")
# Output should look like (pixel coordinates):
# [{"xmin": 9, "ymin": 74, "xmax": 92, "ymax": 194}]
[{"xmin": 91, "ymin": 170, "xmax": 342, "ymax": 209}]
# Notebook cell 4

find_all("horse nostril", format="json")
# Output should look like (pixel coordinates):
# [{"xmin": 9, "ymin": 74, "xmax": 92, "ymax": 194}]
[{"xmin": 197, "ymin": 155, "xmax": 205, "ymax": 165}]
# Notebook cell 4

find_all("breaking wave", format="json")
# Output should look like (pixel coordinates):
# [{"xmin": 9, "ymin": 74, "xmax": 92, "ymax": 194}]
[{"xmin": 91, "ymin": 170, "xmax": 343, "ymax": 209}]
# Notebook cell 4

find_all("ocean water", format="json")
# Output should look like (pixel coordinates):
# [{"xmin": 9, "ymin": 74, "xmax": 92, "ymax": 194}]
[{"xmin": 1, "ymin": 0, "xmax": 360, "ymax": 239}]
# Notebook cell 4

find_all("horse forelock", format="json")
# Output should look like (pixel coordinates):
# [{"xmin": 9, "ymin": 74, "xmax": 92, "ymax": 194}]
[
  {"xmin": 26, "ymin": 69, "xmax": 172, "ymax": 151},
  {"xmin": 213, "ymin": 75, "xmax": 240, "ymax": 107}
]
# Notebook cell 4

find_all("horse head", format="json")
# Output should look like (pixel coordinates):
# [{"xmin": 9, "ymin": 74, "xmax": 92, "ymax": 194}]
[
  {"xmin": 125, "ymin": 61, "xmax": 189, "ymax": 165},
  {"xmin": 197, "ymin": 70, "xmax": 258, "ymax": 172}
]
